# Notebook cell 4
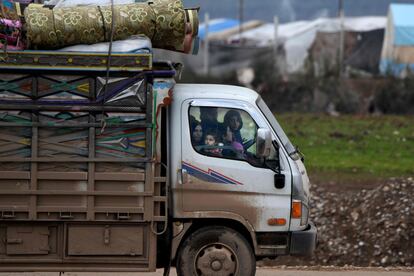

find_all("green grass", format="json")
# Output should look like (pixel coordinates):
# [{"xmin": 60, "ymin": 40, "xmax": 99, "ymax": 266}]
[{"xmin": 277, "ymin": 114, "xmax": 414, "ymax": 181}]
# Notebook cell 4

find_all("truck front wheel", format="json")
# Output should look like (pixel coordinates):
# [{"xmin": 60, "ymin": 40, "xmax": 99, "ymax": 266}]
[{"xmin": 176, "ymin": 226, "xmax": 256, "ymax": 276}]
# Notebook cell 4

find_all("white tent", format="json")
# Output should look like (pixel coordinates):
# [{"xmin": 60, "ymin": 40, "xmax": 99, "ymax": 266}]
[
  {"xmin": 380, "ymin": 4, "xmax": 414, "ymax": 76},
  {"xmin": 156, "ymin": 16, "xmax": 386, "ymax": 76},
  {"xmin": 228, "ymin": 17, "xmax": 386, "ymax": 73}
]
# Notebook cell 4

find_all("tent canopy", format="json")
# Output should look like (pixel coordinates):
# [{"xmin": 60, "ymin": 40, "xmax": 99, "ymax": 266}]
[
  {"xmin": 198, "ymin": 19, "xmax": 240, "ymax": 39},
  {"xmin": 390, "ymin": 4, "xmax": 414, "ymax": 46},
  {"xmin": 380, "ymin": 4, "xmax": 414, "ymax": 76}
]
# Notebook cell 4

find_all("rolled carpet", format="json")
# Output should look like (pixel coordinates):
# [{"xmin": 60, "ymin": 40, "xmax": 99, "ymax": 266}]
[{"xmin": 24, "ymin": 0, "xmax": 199, "ymax": 54}]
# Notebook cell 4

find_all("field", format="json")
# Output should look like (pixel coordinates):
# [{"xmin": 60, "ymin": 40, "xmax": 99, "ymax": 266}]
[{"xmin": 277, "ymin": 114, "xmax": 414, "ymax": 188}]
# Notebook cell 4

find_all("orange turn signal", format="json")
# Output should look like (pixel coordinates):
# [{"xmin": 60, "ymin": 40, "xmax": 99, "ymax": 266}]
[
  {"xmin": 291, "ymin": 201, "xmax": 302, "ymax": 219},
  {"xmin": 267, "ymin": 218, "xmax": 286, "ymax": 226}
]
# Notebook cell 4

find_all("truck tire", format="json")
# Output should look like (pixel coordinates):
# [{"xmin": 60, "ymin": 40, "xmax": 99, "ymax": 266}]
[{"xmin": 176, "ymin": 226, "xmax": 256, "ymax": 276}]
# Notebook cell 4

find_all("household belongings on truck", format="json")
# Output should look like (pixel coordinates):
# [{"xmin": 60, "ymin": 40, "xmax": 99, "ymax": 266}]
[
  {"xmin": 0, "ymin": 37, "xmax": 176, "ymax": 223},
  {"xmin": 0, "ymin": 1, "xmax": 182, "ymax": 272},
  {"xmin": 0, "ymin": 59, "xmax": 176, "ymax": 270},
  {"xmin": 0, "ymin": 0, "xmax": 199, "ymax": 54}
]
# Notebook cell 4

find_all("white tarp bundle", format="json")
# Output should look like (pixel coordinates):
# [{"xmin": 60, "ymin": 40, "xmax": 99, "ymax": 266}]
[
  {"xmin": 59, "ymin": 35, "xmax": 152, "ymax": 53},
  {"xmin": 380, "ymin": 4, "xmax": 414, "ymax": 76},
  {"xmin": 44, "ymin": 0, "xmax": 136, "ymax": 7}
]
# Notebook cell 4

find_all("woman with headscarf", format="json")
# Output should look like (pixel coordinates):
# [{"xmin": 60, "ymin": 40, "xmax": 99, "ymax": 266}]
[{"xmin": 190, "ymin": 115, "xmax": 203, "ymax": 147}]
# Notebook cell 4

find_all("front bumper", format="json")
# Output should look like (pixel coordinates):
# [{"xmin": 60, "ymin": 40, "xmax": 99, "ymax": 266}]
[
  {"xmin": 254, "ymin": 222, "xmax": 317, "ymax": 257},
  {"xmin": 290, "ymin": 221, "xmax": 317, "ymax": 256}
]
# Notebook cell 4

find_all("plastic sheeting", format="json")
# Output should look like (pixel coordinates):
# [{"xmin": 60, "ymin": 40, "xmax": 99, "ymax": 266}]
[
  {"xmin": 309, "ymin": 29, "xmax": 385, "ymax": 75},
  {"xmin": 390, "ymin": 4, "xmax": 414, "ymax": 46},
  {"xmin": 96, "ymin": 77, "xmax": 147, "ymax": 107},
  {"xmin": 380, "ymin": 4, "xmax": 414, "ymax": 76}
]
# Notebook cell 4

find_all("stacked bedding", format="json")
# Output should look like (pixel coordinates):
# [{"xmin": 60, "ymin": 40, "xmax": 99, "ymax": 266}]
[{"xmin": 0, "ymin": 0, "xmax": 199, "ymax": 54}]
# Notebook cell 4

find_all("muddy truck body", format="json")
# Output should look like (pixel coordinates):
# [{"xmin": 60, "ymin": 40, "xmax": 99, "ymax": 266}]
[{"xmin": 0, "ymin": 51, "xmax": 316, "ymax": 275}]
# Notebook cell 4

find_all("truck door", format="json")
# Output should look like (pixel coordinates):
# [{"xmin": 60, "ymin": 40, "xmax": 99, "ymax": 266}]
[{"xmin": 180, "ymin": 99, "xmax": 292, "ymax": 231}]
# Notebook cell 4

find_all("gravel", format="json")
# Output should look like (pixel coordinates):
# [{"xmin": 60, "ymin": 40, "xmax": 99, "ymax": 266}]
[{"xmin": 263, "ymin": 177, "xmax": 414, "ymax": 267}]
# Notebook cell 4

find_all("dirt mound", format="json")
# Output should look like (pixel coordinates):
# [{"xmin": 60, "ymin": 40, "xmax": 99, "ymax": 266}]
[{"xmin": 264, "ymin": 177, "xmax": 414, "ymax": 267}]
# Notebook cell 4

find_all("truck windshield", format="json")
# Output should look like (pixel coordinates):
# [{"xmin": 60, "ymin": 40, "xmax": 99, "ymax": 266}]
[{"xmin": 256, "ymin": 97, "xmax": 298, "ymax": 159}]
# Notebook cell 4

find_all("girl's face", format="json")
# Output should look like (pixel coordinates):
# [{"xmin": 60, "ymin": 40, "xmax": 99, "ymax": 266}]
[
  {"xmin": 205, "ymin": 134, "xmax": 216, "ymax": 146},
  {"xmin": 229, "ymin": 115, "xmax": 241, "ymax": 131},
  {"xmin": 193, "ymin": 125, "xmax": 203, "ymax": 142}
]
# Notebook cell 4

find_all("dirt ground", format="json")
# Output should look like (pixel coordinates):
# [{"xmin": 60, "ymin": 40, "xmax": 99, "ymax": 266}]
[
  {"xmin": 265, "ymin": 177, "xmax": 414, "ymax": 267},
  {"xmin": 2, "ymin": 268, "xmax": 414, "ymax": 276}
]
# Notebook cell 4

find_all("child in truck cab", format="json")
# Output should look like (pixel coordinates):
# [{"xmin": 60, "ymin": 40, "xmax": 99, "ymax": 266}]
[{"xmin": 202, "ymin": 130, "xmax": 221, "ymax": 156}]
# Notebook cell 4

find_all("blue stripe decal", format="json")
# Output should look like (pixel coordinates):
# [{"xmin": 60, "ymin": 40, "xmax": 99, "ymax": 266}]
[{"xmin": 182, "ymin": 162, "xmax": 243, "ymax": 185}]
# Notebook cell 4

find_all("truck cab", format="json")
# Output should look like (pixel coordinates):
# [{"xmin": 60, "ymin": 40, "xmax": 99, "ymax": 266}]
[{"xmin": 169, "ymin": 84, "xmax": 317, "ymax": 275}]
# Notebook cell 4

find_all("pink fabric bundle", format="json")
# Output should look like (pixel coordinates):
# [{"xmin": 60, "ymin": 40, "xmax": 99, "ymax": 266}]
[
  {"xmin": 0, "ymin": 0, "xmax": 29, "ymax": 50},
  {"xmin": 0, "ymin": 18, "xmax": 24, "ymax": 50},
  {"xmin": 0, "ymin": 18, "xmax": 22, "ymax": 28}
]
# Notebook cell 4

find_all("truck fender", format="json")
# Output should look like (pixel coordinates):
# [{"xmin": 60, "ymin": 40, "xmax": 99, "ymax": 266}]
[{"xmin": 171, "ymin": 211, "xmax": 258, "ymax": 260}]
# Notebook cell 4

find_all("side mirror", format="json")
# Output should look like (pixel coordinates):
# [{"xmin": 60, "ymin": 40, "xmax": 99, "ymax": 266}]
[{"xmin": 256, "ymin": 128, "xmax": 272, "ymax": 158}]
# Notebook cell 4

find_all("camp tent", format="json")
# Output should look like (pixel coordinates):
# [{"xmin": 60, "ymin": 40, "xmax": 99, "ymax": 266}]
[
  {"xmin": 228, "ymin": 17, "xmax": 386, "ymax": 73},
  {"xmin": 380, "ymin": 4, "xmax": 414, "ymax": 76},
  {"xmin": 158, "ymin": 16, "xmax": 386, "ymax": 76}
]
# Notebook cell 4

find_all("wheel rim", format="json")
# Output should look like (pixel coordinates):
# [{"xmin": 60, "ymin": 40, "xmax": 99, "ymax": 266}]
[{"xmin": 194, "ymin": 242, "xmax": 238, "ymax": 276}]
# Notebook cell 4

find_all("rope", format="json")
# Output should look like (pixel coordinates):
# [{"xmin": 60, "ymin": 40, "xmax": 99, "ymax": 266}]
[
  {"xmin": 97, "ymin": 1, "xmax": 169, "ymax": 239},
  {"xmin": 147, "ymin": 1, "xmax": 158, "ymax": 43},
  {"xmin": 100, "ymin": 0, "xmax": 116, "ymax": 134}
]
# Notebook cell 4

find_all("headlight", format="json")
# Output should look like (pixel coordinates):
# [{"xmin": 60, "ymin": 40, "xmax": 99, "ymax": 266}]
[{"xmin": 292, "ymin": 200, "xmax": 309, "ymax": 226}]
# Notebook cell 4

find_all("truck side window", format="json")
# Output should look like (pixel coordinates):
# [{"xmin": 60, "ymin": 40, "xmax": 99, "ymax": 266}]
[{"xmin": 189, "ymin": 106, "xmax": 263, "ymax": 166}]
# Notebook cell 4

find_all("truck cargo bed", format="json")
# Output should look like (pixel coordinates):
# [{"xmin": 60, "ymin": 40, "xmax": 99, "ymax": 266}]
[{"xmin": 0, "ymin": 64, "xmax": 171, "ymax": 271}]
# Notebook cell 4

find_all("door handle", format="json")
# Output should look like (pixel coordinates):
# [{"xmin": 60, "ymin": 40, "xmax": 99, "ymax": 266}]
[
  {"xmin": 178, "ymin": 168, "xmax": 189, "ymax": 184},
  {"xmin": 182, "ymin": 168, "xmax": 189, "ymax": 183}
]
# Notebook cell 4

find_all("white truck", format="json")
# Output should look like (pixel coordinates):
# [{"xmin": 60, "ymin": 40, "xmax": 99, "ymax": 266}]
[
  {"xmin": 171, "ymin": 84, "xmax": 317, "ymax": 275},
  {"xmin": 0, "ymin": 50, "xmax": 316, "ymax": 276}
]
